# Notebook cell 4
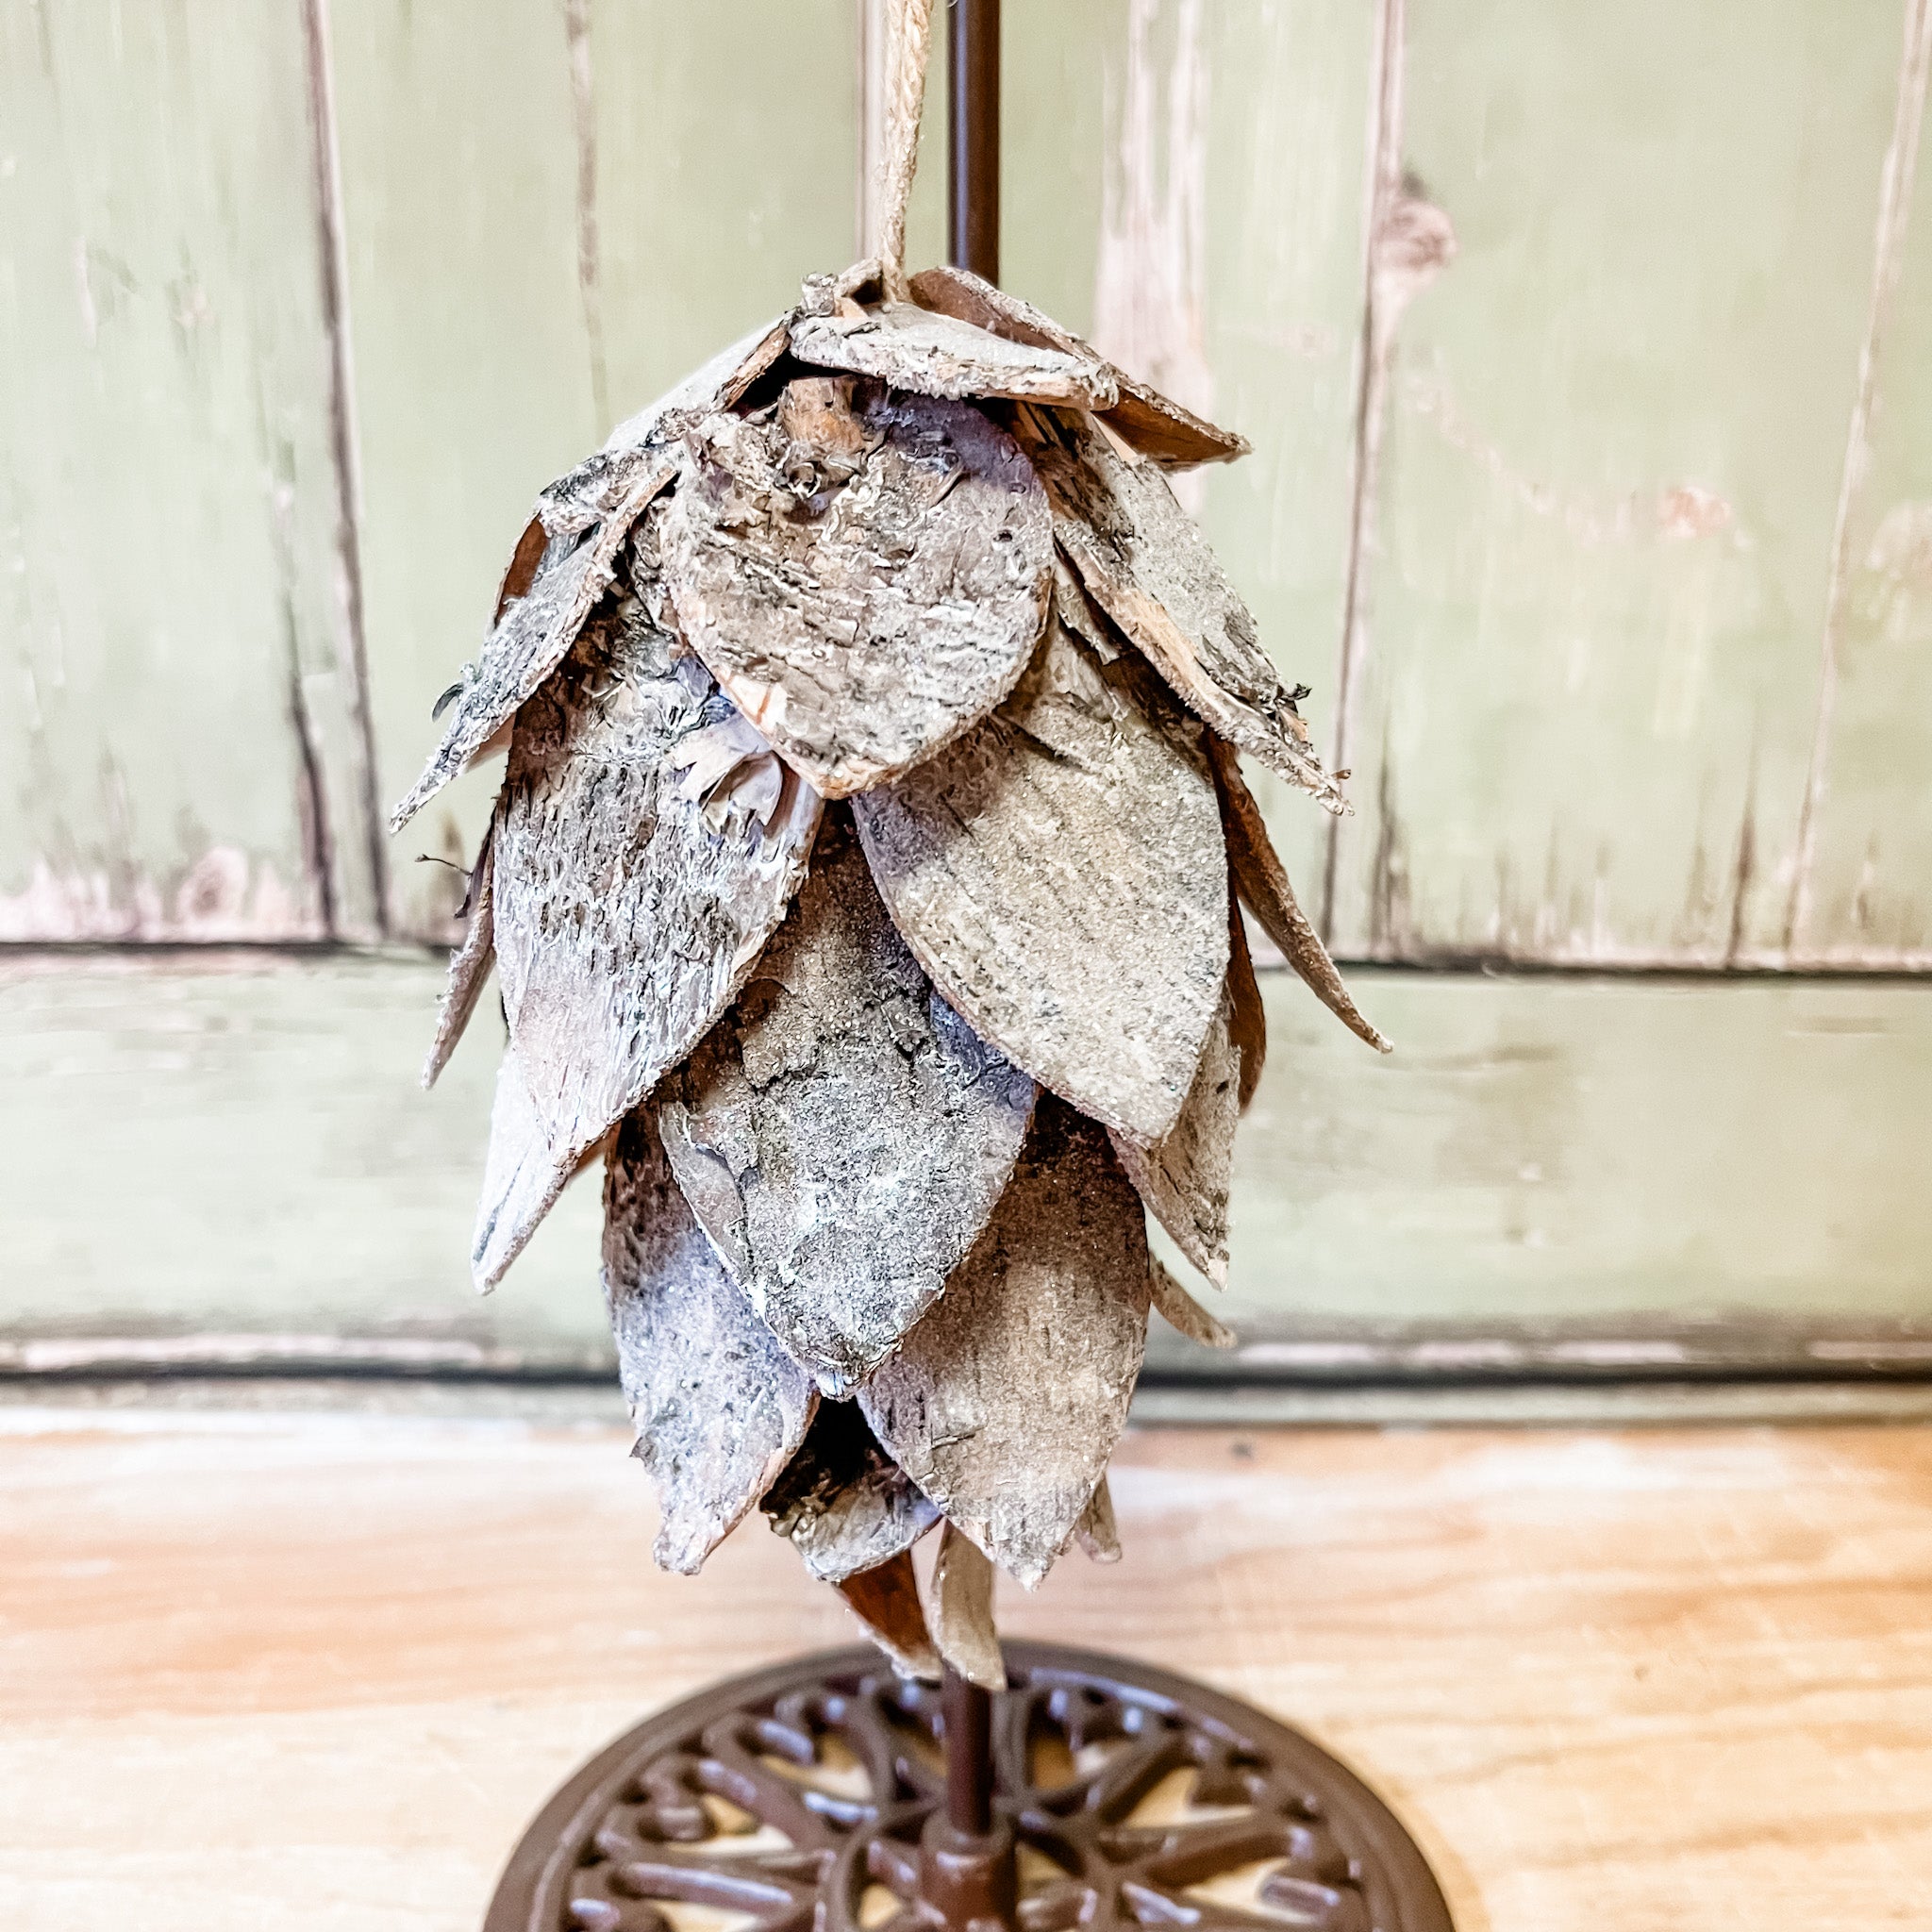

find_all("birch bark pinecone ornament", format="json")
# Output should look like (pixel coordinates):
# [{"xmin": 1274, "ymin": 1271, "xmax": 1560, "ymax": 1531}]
[{"xmin": 395, "ymin": 259, "xmax": 1390, "ymax": 1690}]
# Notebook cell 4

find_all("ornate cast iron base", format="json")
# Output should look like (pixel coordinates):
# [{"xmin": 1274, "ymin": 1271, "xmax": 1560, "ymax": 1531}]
[{"xmin": 484, "ymin": 1643, "xmax": 1453, "ymax": 1932}]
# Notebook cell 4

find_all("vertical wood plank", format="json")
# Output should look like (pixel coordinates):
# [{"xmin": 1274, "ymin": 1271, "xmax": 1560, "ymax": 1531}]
[
  {"xmin": 1328, "ymin": 0, "xmax": 1907, "ymax": 965},
  {"xmin": 333, "ymin": 0, "xmax": 859, "ymax": 940},
  {"xmin": 0, "ymin": 0, "xmax": 380, "ymax": 939},
  {"xmin": 1789, "ymin": 2, "xmax": 1932, "ymax": 966}
]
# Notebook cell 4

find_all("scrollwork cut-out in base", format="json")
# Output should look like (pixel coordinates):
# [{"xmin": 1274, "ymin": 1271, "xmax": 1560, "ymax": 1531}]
[{"xmin": 484, "ymin": 1644, "xmax": 1453, "ymax": 1932}]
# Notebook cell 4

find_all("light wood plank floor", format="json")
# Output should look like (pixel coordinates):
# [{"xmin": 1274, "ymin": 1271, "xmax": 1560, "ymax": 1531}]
[{"xmin": 3, "ymin": 1407, "xmax": 1930, "ymax": 1929}]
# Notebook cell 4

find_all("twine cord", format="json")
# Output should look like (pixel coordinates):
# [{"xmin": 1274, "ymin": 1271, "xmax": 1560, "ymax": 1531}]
[{"xmin": 873, "ymin": 0, "xmax": 935, "ymax": 299}]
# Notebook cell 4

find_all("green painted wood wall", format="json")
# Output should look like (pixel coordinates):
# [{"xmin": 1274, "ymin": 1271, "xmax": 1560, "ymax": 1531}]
[{"xmin": 5, "ymin": 1, "xmax": 1931, "ymax": 1362}]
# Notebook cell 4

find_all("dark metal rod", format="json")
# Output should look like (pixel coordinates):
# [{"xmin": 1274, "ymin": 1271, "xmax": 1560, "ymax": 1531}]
[
  {"xmin": 941, "ymin": 1663, "xmax": 995, "ymax": 1837},
  {"xmin": 948, "ymin": 0, "xmax": 1001, "ymax": 282}
]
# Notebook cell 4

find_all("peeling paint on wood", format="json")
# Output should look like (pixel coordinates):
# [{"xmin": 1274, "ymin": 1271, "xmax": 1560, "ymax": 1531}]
[{"xmin": 0, "ymin": 0, "xmax": 382, "ymax": 940}]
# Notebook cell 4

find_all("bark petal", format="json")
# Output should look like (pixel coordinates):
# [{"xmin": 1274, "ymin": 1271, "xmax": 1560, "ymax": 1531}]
[
  {"xmin": 391, "ymin": 457, "xmax": 676, "ymax": 831},
  {"xmin": 1226, "ymin": 896, "xmax": 1268, "ymax": 1113},
  {"xmin": 661, "ymin": 812, "xmax": 1035, "ymax": 1388},
  {"xmin": 860, "ymin": 1098, "xmax": 1151, "ymax": 1589},
  {"xmin": 661, "ymin": 381, "xmax": 1053, "ymax": 800},
  {"xmin": 1149, "ymin": 1258, "xmax": 1237, "ymax": 1352},
  {"xmin": 854, "ymin": 611, "xmax": 1226, "ymax": 1147},
  {"xmin": 1014, "ymin": 406, "xmax": 1343, "ymax": 813},
  {"xmin": 1208, "ymin": 741, "xmax": 1391, "ymax": 1054},
  {"xmin": 422, "ymin": 819, "xmax": 498, "ymax": 1091},
  {"xmin": 476, "ymin": 588, "xmax": 821, "ymax": 1287},
  {"xmin": 790, "ymin": 302, "xmax": 1117, "ymax": 409},
  {"xmin": 603, "ymin": 1109, "xmax": 817, "ymax": 1575},
  {"xmin": 391, "ymin": 317, "xmax": 788, "ymax": 832},
  {"xmin": 1073, "ymin": 1476, "xmax": 1123, "ymax": 1564},
  {"xmin": 836, "ymin": 1552, "xmax": 941, "ymax": 1683},
  {"xmin": 761, "ymin": 1399, "xmax": 940, "ymax": 1584},
  {"xmin": 909, "ymin": 265, "xmax": 1248, "ymax": 470},
  {"xmin": 1108, "ymin": 995, "xmax": 1240, "ymax": 1288},
  {"xmin": 926, "ymin": 1523, "xmax": 1005, "ymax": 1691}
]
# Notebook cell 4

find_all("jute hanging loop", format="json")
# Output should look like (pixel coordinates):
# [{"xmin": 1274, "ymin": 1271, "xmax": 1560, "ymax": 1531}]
[{"xmin": 873, "ymin": 0, "xmax": 936, "ymax": 299}]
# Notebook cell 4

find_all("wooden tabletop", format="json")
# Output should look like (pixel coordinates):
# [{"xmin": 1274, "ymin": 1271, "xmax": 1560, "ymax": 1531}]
[{"xmin": 3, "ymin": 1402, "xmax": 1929, "ymax": 1929}]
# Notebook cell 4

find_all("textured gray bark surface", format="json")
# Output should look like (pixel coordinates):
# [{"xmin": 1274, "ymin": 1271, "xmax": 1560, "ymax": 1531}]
[
  {"xmin": 860, "ymin": 1098, "xmax": 1151, "ymax": 1589},
  {"xmin": 1208, "ymin": 741, "xmax": 1391, "ymax": 1055},
  {"xmin": 471, "ymin": 1038, "xmax": 577, "ymax": 1291},
  {"xmin": 660, "ymin": 381, "xmax": 1053, "ymax": 799},
  {"xmin": 1072, "ymin": 1476, "xmax": 1123, "ymax": 1564},
  {"xmin": 908, "ymin": 266, "xmax": 1249, "ymax": 470},
  {"xmin": 760, "ymin": 1399, "xmax": 939, "ymax": 1585},
  {"xmin": 422, "ymin": 819, "xmax": 498, "ymax": 1091},
  {"xmin": 789, "ymin": 302, "xmax": 1117, "ymax": 409},
  {"xmin": 926, "ymin": 1524, "xmax": 1005, "ymax": 1691},
  {"xmin": 854, "ymin": 612, "xmax": 1226, "ymax": 1147},
  {"xmin": 1148, "ymin": 1257, "xmax": 1237, "ymax": 1351},
  {"xmin": 603, "ymin": 1109, "xmax": 817, "ymax": 1576},
  {"xmin": 835, "ymin": 1551, "xmax": 940, "ymax": 1681},
  {"xmin": 1014, "ymin": 406, "xmax": 1344, "ymax": 813},
  {"xmin": 477, "ymin": 588, "xmax": 821, "ymax": 1287},
  {"xmin": 390, "ymin": 457, "xmax": 677, "ymax": 833},
  {"xmin": 1226, "ymin": 896, "xmax": 1267, "ymax": 1112},
  {"xmin": 660, "ymin": 812, "xmax": 1035, "ymax": 1388},
  {"xmin": 1109, "ymin": 995, "xmax": 1239, "ymax": 1288}
]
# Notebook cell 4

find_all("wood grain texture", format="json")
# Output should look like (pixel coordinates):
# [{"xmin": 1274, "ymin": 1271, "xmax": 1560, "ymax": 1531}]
[
  {"xmin": 1016, "ymin": 408, "xmax": 1342, "ymax": 812},
  {"xmin": 480, "ymin": 591, "xmax": 820, "ymax": 1288},
  {"xmin": 662, "ymin": 813, "xmax": 1035, "ymax": 1388},
  {"xmin": 760, "ymin": 1400, "xmax": 939, "ymax": 1586},
  {"xmin": 602, "ymin": 1109, "xmax": 815, "ymax": 1576},
  {"xmin": 854, "ymin": 615, "xmax": 1227, "ymax": 1147},
  {"xmin": 0, "ymin": 0, "xmax": 380, "ymax": 941},
  {"xmin": 790, "ymin": 302, "xmax": 1118, "ymax": 409},
  {"xmin": 860, "ymin": 1100, "xmax": 1152, "ymax": 1588},
  {"xmin": 908, "ymin": 266, "xmax": 1247, "ymax": 469},
  {"xmin": 10, "ymin": 955, "xmax": 1932, "ymax": 1359},
  {"xmin": 7, "ymin": 1411, "xmax": 1930, "ymax": 1932},
  {"xmin": 661, "ymin": 384, "xmax": 1053, "ymax": 800}
]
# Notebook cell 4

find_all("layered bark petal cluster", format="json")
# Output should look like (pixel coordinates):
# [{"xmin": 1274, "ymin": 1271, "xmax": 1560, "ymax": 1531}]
[{"xmin": 396, "ymin": 263, "xmax": 1387, "ymax": 1682}]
